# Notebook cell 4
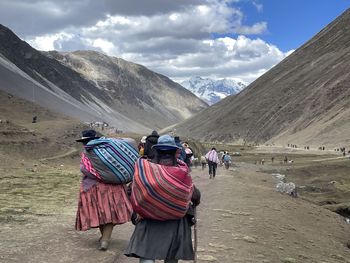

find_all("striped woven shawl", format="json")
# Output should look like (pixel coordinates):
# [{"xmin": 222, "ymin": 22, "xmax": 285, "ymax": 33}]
[
  {"xmin": 81, "ymin": 138, "xmax": 139, "ymax": 184},
  {"xmin": 130, "ymin": 158, "xmax": 194, "ymax": 221}
]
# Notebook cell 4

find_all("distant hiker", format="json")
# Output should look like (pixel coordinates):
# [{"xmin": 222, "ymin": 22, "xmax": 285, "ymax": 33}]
[
  {"xmin": 200, "ymin": 155, "xmax": 207, "ymax": 170},
  {"xmin": 174, "ymin": 136, "xmax": 186, "ymax": 161},
  {"xmin": 271, "ymin": 156, "xmax": 275, "ymax": 163},
  {"xmin": 284, "ymin": 156, "xmax": 288, "ymax": 164},
  {"xmin": 182, "ymin": 142, "xmax": 194, "ymax": 168},
  {"xmin": 205, "ymin": 147, "xmax": 220, "ymax": 179},
  {"xmin": 193, "ymin": 157, "xmax": 199, "ymax": 168},
  {"xmin": 75, "ymin": 130, "xmax": 137, "ymax": 251},
  {"xmin": 144, "ymin": 130, "xmax": 159, "ymax": 159},
  {"xmin": 261, "ymin": 158, "xmax": 265, "ymax": 165},
  {"xmin": 218, "ymin": 151, "xmax": 224, "ymax": 166},
  {"xmin": 221, "ymin": 151, "xmax": 227, "ymax": 163},
  {"xmin": 223, "ymin": 153, "xmax": 232, "ymax": 170},
  {"xmin": 340, "ymin": 147, "xmax": 346, "ymax": 157},
  {"xmin": 32, "ymin": 115, "xmax": 37, "ymax": 123},
  {"xmin": 138, "ymin": 136, "xmax": 147, "ymax": 156},
  {"xmin": 126, "ymin": 134, "xmax": 201, "ymax": 263}
]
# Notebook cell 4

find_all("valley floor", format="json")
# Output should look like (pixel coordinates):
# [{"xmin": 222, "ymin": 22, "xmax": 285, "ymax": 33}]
[{"xmin": 1, "ymin": 161, "xmax": 350, "ymax": 263}]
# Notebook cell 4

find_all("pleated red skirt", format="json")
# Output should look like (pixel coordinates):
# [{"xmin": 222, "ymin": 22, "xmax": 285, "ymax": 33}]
[{"xmin": 75, "ymin": 182, "xmax": 132, "ymax": 231}]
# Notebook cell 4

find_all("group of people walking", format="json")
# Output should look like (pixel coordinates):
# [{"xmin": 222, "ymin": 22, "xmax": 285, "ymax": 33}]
[
  {"xmin": 75, "ymin": 129, "xmax": 233, "ymax": 261},
  {"xmin": 203, "ymin": 148, "xmax": 232, "ymax": 178},
  {"xmin": 75, "ymin": 129, "xmax": 200, "ymax": 263}
]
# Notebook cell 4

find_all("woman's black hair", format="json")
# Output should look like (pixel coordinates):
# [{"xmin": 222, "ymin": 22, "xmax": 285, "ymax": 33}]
[{"xmin": 154, "ymin": 149, "xmax": 178, "ymax": 166}]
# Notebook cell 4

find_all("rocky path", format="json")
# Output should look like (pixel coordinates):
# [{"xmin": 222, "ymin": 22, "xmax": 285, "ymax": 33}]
[{"xmin": 1, "ymin": 163, "xmax": 350, "ymax": 263}]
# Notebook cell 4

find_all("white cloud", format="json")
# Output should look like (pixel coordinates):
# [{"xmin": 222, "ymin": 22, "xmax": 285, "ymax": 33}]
[
  {"xmin": 235, "ymin": 22, "xmax": 267, "ymax": 35},
  {"xmin": 90, "ymin": 39, "xmax": 116, "ymax": 55},
  {"xmin": 27, "ymin": 33, "xmax": 74, "ymax": 51},
  {"xmin": 150, "ymin": 35, "xmax": 289, "ymax": 83},
  {"xmin": 21, "ymin": 0, "xmax": 290, "ymax": 84},
  {"xmin": 253, "ymin": 1, "xmax": 263, "ymax": 13}
]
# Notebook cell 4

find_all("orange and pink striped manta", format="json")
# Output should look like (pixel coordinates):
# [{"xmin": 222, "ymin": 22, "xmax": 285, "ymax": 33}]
[{"xmin": 130, "ymin": 158, "xmax": 194, "ymax": 221}]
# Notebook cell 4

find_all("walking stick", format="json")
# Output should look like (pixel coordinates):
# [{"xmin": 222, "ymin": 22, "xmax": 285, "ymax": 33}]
[{"xmin": 193, "ymin": 206, "xmax": 197, "ymax": 263}]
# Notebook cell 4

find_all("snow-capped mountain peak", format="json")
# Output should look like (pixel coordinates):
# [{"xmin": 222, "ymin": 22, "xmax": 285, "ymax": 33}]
[{"xmin": 181, "ymin": 76, "xmax": 246, "ymax": 105}]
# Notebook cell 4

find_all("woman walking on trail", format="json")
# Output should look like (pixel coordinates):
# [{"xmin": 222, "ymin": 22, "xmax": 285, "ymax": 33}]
[
  {"xmin": 205, "ymin": 147, "xmax": 220, "ymax": 179},
  {"xmin": 125, "ymin": 134, "xmax": 201, "ymax": 263},
  {"xmin": 75, "ymin": 130, "xmax": 134, "ymax": 251}
]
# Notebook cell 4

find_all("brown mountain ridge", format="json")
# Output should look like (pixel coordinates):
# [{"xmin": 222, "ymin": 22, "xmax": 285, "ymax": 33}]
[
  {"xmin": 172, "ymin": 8, "xmax": 350, "ymax": 148},
  {"xmin": 0, "ymin": 24, "xmax": 207, "ymax": 134}
]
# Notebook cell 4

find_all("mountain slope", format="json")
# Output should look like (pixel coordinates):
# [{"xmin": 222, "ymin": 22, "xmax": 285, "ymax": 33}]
[
  {"xmin": 172, "ymin": 9, "xmax": 350, "ymax": 148},
  {"xmin": 181, "ymin": 76, "xmax": 246, "ymax": 105},
  {"xmin": 0, "ymin": 24, "xmax": 207, "ymax": 133},
  {"xmin": 0, "ymin": 88, "xmax": 88, "ymax": 168},
  {"xmin": 47, "ymin": 50, "xmax": 208, "ymax": 129}
]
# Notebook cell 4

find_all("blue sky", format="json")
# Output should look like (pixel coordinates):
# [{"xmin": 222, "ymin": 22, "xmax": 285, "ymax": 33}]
[
  {"xmin": 1, "ymin": 0, "xmax": 349, "ymax": 84},
  {"xmin": 235, "ymin": 0, "xmax": 350, "ymax": 52}
]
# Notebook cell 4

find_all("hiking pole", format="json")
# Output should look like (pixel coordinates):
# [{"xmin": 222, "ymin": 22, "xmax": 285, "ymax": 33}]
[{"xmin": 193, "ymin": 206, "xmax": 197, "ymax": 263}]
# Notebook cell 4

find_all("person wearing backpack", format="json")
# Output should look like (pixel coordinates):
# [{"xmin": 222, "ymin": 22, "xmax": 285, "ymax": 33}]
[
  {"xmin": 182, "ymin": 142, "xmax": 194, "ymax": 169},
  {"xmin": 75, "ymin": 130, "xmax": 136, "ymax": 251},
  {"xmin": 223, "ymin": 153, "xmax": 232, "ymax": 170},
  {"xmin": 205, "ymin": 147, "xmax": 220, "ymax": 179},
  {"xmin": 200, "ymin": 155, "xmax": 207, "ymax": 170},
  {"xmin": 174, "ymin": 136, "xmax": 186, "ymax": 161},
  {"xmin": 125, "ymin": 134, "xmax": 201, "ymax": 263}
]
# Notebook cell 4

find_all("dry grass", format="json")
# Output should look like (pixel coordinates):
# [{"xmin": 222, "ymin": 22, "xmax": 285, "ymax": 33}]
[
  {"xmin": 200, "ymin": 142, "xmax": 350, "ymax": 217},
  {"xmin": 1, "ymin": 140, "xmax": 349, "ymax": 226},
  {"xmin": 0, "ymin": 166, "xmax": 80, "ymax": 223}
]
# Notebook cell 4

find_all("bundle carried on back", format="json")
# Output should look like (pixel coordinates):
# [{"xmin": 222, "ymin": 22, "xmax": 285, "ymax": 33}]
[
  {"xmin": 130, "ymin": 158, "xmax": 194, "ymax": 221},
  {"xmin": 81, "ymin": 138, "xmax": 139, "ymax": 184}
]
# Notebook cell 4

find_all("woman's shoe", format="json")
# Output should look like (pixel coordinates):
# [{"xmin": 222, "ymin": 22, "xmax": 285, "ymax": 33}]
[{"xmin": 99, "ymin": 240, "xmax": 109, "ymax": 251}]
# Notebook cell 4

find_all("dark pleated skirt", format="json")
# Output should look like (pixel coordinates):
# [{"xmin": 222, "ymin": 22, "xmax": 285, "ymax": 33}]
[{"xmin": 125, "ymin": 216, "xmax": 194, "ymax": 260}]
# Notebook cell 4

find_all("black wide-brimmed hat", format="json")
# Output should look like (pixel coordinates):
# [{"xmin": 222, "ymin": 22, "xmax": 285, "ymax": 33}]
[{"xmin": 76, "ymin": 129, "xmax": 101, "ymax": 142}]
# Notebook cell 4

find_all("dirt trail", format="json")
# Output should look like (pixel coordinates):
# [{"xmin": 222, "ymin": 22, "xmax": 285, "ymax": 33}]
[
  {"xmin": 39, "ymin": 147, "xmax": 78, "ymax": 162},
  {"xmin": 311, "ymin": 155, "xmax": 350, "ymax": 162},
  {"xmin": 1, "ymin": 163, "xmax": 350, "ymax": 263}
]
